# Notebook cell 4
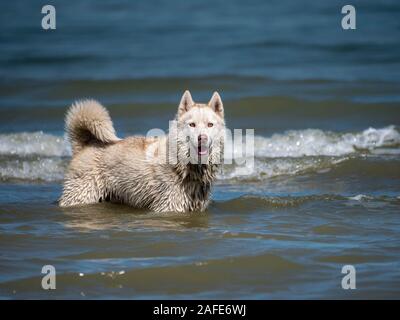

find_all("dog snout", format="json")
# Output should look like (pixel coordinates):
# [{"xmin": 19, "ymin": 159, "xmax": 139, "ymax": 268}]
[{"xmin": 198, "ymin": 134, "xmax": 208, "ymax": 144}]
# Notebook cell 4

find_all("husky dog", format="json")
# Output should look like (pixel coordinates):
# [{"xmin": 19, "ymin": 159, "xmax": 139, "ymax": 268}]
[{"xmin": 59, "ymin": 91, "xmax": 225, "ymax": 212}]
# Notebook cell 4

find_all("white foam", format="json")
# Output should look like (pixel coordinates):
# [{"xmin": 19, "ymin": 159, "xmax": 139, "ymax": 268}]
[
  {"xmin": 348, "ymin": 194, "xmax": 372, "ymax": 201},
  {"xmin": 219, "ymin": 125, "xmax": 399, "ymax": 181},
  {"xmin": 0, "ymin": 126, "xmax": 398, "ymax": 182},
  {"xmin": 253, "ymin": 125, "xmax": 400, "ymax": 158},
  {"xmin": 0, "ymin": 131, "xmax": 70, "ymax": 157},
  {"xmin": 0, "ymin": 158, "xmax": 66, "ymax": 182},
  {"xmin": 218, "ymin": 156, "xmax": 347, "ymax": 181}
]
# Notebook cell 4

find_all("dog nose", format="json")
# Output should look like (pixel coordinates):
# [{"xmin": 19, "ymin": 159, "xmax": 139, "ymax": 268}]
[{"xmin": 198, "ymin": 134, "xmax": 208, "ymax": 144}]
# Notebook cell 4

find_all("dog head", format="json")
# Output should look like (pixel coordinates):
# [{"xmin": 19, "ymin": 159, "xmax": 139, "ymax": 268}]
[{"xmin": 175, "ymin": 90, "xmax": 225, "ymax": 165}]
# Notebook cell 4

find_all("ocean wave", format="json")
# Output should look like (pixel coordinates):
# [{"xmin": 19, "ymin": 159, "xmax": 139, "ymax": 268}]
[
  {"xmin": 0, "ymin": 126, "xmax": 398, "ymax": 182},
  {"xmin": 212, "ymin": 194, "xmax": 342, "ymax": 211},
  {"xmin": 212, "ymin": 194, "xmax": 400, "ymax": 212},
  {"xmin": 0, "ymin": 131, "xmax": 70, "ymax": 157},
  {"xmin": 220, "ymin": 125, "xmax": 400, "ymax": 181},
  {"xmin": 0, "ymin": 158, "xmax": 66, "ymax": 182},
  {"xmin": 218, "ymin": 156, "xmax": 348, "ymax": 181},
  {"xmin": 347, "ymin": 194, "xmax": 373, "ymax": 201},
  {"xmin": 253, "ymin": 125, "xmax": 400, "ymax": 158}
]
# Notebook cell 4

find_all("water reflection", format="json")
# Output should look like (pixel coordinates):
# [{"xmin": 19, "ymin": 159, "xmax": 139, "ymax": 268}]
[{"xmin": 60, "ymin": 203, "xmax": 210, "ymax": 232}]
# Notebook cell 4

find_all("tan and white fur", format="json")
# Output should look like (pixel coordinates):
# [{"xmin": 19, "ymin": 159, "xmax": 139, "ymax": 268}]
[{"xmin": 59, "ymin": 91, "xmax": 225, "ymax": 212}]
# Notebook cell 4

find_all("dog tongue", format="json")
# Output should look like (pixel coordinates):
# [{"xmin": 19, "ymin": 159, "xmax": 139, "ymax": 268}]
[{"xmin": 198, "ymin": 145, "xmax": 208, "ymax": 155}]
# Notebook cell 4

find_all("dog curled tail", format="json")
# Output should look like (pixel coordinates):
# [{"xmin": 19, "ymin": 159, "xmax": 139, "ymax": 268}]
[{"xmin": 65, "ymin": 99, "xmax": 120, "ymax": 154}]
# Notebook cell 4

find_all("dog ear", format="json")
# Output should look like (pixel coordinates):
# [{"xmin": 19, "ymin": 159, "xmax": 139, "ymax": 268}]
[
  {"xmin": 178, "ymin": 90, "xmax": 194, "ymax": 117},
  {"xmin": 208, "ymin": 92, "xmax": 224, "ymax": 118}
]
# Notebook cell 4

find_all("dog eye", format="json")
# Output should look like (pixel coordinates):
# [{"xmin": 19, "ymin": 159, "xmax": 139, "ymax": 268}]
[
  {"xmin": 189, "ymin": 123, "xmax": 196, "ymax": 128},
  {"xmin": 208, "ymin": 123, "xmax": 214, "ymax": 128}
]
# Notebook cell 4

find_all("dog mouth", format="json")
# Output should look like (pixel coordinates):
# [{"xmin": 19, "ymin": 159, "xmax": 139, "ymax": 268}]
[{"xmin": 197, "ymin": 144, "xmax": 208, "ymax": 155}]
